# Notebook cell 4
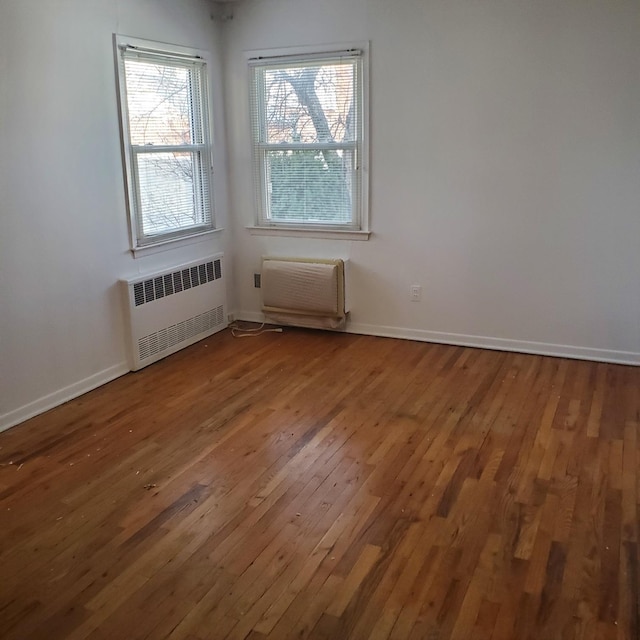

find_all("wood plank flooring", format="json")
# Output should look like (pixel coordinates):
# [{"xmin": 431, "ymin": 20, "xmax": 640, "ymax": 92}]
[{"xmin": 0, "ymin": 328, "xmax": 638, "ymax": 639}]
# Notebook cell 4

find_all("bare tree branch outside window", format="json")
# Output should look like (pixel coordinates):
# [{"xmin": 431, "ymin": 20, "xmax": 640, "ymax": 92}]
[
  {"xmin": 124, "ymin": 57, "xmax": 209, "ymax": 236},
  {"xmin": 254, "ymin": 60, "xmax": 357, "ymax": 224}
]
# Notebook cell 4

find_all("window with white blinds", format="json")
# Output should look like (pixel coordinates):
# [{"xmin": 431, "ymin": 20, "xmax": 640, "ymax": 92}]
[
  {"xmin": 249, "ymin": 46, "xmax": 368, "ymax": 232},
  {"xmin": 115, "ymin": 36, "xmax": 214, "ymax": 249}
]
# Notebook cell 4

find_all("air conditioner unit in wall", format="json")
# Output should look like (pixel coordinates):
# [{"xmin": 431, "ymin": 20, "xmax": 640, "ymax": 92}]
[{"xmin": 261, "ymin": 257, "xmax": 349, "ymax": 330}]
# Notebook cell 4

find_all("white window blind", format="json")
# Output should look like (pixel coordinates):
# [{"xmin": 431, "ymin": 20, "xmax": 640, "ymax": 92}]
[
  {"xmin": 116, "ymin": 39, "xmax": 214, "ymax": 248},
  {"xmin": 249, "ymin": 49, "xmax": 365, "ymax": 230}
]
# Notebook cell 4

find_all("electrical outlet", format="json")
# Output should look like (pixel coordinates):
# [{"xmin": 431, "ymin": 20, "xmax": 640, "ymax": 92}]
[
  {"xmin": 410, "ymin": 285, "xmax": 422, "ymax": 301},
  {"xmin": 254, "ymin": 273, "xmax": 261, "ymax": 288}
]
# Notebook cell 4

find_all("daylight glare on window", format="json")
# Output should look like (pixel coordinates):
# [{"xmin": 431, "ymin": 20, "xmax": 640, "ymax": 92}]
[
  {"xmin": 252, "ymin": 56, "xmax": 361, "ymax": 228},
  {"xmin": 119, "ymin": 48, "xmax": 213, "ymax": 245},
  {"xmin": 264, "ymin": 63, "xmax": 355, "ymax": 145},
  {"xmin": 125, "ymin": 60, "xmax": 195, "ymax": 146}
]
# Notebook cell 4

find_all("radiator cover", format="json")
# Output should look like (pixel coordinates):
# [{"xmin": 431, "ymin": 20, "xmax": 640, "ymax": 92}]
[{"xmin": 122, "ymin": 254, "xmax": 227, "ymax": 370}]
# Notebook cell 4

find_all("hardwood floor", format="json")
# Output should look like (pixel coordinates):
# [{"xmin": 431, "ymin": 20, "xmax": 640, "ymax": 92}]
[{"xmin": 0, "ymin": 328, "xmax": 638, "ymax": 639}]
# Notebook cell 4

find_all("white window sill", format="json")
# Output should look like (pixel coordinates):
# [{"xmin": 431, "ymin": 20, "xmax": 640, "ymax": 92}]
[
  {"xmin": 132, "ymin": 228, "xmax": 224, "ymax": 258},
  {"xmin": 247, "ymin": 226, "xmax": 371, "ymax": 241}
]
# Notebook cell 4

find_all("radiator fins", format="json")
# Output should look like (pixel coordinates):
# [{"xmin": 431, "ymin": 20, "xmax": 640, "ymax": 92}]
[
  {"xmin": 122, "ymin": 254, "xmax": 227, "ymax": 370},
  {"xmin": 133, "ymin": 258, "xmax": 222, "ymax": 307}
]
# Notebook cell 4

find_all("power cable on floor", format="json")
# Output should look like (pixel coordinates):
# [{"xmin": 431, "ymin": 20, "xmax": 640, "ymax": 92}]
[{"xmin": 229, "ymin": 321, "xmax": 284, "ymax": 338}]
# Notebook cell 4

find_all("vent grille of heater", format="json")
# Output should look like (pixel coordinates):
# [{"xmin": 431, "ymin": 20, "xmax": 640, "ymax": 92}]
[
  {"xmin": 122, "ymin": 254, "xmax": 227, "ymax": 370},
  {"xmin": 133, "ymin": 259, "xmax": 222, "ymax": 307},
  {"xmin": 138, "ymin": 305, "xmax": 225, "ymax": 361}
]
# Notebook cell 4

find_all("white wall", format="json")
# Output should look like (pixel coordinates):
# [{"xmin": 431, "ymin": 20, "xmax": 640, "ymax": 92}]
[
  {"xmin": 223, "ymin": 0, "xmax": 640, "ymax": 363},
  {"xmin": 0, "ymin": 0, "xmax": 230, "ymax": 430},
  {"xmin": 2, "ymin": 0, "xmax": 639, "ymax": 433}
]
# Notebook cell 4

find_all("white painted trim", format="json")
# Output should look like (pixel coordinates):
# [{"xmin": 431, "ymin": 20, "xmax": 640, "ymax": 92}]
[
  {"xmin": 246, "ymin": 41, "xmax": 370, "ymax": 236},
  {"xmin": 0, "ymin": 362, "xmax": 130, "ymax": 433},
  {"xmin": 246, "ymin": 42, "xmax": 367, "ymax": 62},
  {"xmin": 5, "ymin": 315, "xmax": 636, "ymax": 435},
  {"xmin": 233, "ymin": 311, "xmax": 266, "ymax": 326},
  {"xmin": 131, "ymin": 228, "xmax": 224, "ymax": 258},
  {"xmin": 347, "ymin": 323, "xmax": 640, "ymax": 366},
  {"xmin": 234, "ymin": 311, "xmax": 640, "ymax": 366},
  {"xmin": 246, "ymin": 226, "xmax": 370, "ymax": 241},
  {"xmin": 114, "ymin": 34, "xmax": 217, "ymax": 256}
]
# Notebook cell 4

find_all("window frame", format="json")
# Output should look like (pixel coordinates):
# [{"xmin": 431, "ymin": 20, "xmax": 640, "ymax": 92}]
[
  {"xmin": 247, "ymin": 43, "xmax": 370, "ymax": 238},
  {"xmin": 114, "ymin": 35, "xmax": 216, "ymax": 255}
]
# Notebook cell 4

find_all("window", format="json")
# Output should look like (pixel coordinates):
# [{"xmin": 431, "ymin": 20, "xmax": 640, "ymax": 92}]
[
  {"xmin": 249, "ymin": 45, "xmax": 368, "ymax": 234},
  {"xmin": 115, "ymin": 36, "xmax": 214, "ymax": 251}
]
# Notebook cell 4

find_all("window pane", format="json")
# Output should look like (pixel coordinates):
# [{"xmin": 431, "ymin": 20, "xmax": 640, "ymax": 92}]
[
  {"xmin": 266, "ymin": 148, "xmax": 353, "ymax": 224},
  {"xmin": 136, "ymin": 152, "xmax": 207, "ymax": 236},
  {"xmin": 263, "ymin": 62, "xmax": 355, "ymax": 144},
  {"xmin": 124, "ymin": 58, "xmax": 197, "ymax": 146}
]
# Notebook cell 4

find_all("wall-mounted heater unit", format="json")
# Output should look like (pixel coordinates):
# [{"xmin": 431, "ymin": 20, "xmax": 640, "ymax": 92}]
[
  {"xmin": 261, "ymin": 257, "xmax": 349, "ymax": 330},
  {"xmin": 121, "ymin": 254, "xmax": 227, "ymax": 371}
]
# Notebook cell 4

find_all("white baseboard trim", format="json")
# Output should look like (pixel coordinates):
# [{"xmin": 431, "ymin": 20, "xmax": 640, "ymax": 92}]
[
  {"xmin": 347, "ymin": 322, "xmax": 640, "ymax": 366},
  {"xmin": 0, "ymin": 362, "xmax": 131, "ymax": 434},
  {"xmin": 5, "ymin": 316, "xmax": 635, "ymax": 435},
  {"xmin": 234, "ymin": 311, "xmax": 640, "ymax": 367},
  {"xmin": 234, "ymin": 311, "xmax": 268, "ymax": 326}
]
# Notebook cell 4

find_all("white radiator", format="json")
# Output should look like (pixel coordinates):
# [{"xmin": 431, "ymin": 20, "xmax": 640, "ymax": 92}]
[
  {"xmin": 261, "ymin": 257, "xmax": 349, "ymax": 330},
  {"xmin": 121, "ymin": 254, "xmax": 227, "ymax": 370}
]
